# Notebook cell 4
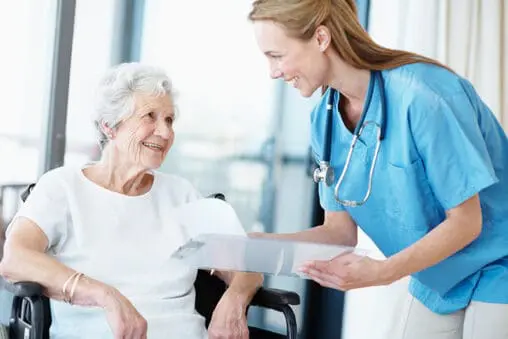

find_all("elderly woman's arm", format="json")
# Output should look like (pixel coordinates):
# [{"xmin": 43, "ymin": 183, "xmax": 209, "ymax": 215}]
[
  {"xmin": 216, "ymin": 271, "xmax": 264, "ymax": 306},
  {"xmin": 207, "ymin": 271, "xmax": 263, "ymax": 339},
  {"xmin": 0, "ymin": 217, "xmax": 148, "ymax": 338},
  {"xmin": 0, "ymin": 217, "xmax": 104, "ymax": 304}
]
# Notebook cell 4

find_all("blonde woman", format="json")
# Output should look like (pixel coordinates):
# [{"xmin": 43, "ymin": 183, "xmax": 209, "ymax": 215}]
[{"xmin": 248, "ymin": 1, "xmax": 508, "ymax": 338}]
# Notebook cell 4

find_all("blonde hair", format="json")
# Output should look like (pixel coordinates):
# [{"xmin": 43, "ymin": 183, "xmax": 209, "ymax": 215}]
[{"xmin": 248, "ymin": 0, "xmax": 451, "ymax": 72}]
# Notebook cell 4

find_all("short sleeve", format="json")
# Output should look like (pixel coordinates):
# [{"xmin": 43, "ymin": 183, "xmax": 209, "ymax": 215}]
[
  {"xmin": 8, "ymin": 170, "xmax": 68, "ymax": 250},
  {"xmin": 409, "ymin": 89, "xmax": 498, "ymax": 210},
  {"xmin": 317, "ymin": 181, "xmax": 346, "ymax": 212}
]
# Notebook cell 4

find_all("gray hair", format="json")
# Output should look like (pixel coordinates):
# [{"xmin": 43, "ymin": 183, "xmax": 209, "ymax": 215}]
[{"xmin": 93, "ymin": 62, "xmax": 175, "ymax": 149}]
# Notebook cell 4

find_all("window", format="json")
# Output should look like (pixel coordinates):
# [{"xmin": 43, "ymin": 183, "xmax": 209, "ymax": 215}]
[
  {"xmin": 0, "ymin": 1, "xmax": 57, "ymax": 226},
  {"xmin": 64, "ymin": 0, "xmax": 117, "ymax": 166},
  {"xmin": 0, "ymin": 1, "xmax": 57, "ymax": 185},
  {"xmin": 140, "ymin": 0, "xmax": 277, "ymax": 232}
]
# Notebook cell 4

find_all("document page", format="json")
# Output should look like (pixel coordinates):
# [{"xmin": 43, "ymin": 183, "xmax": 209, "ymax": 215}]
[{"xmin": 172, "ymin": 198, "xmax": 366, "ymax": 278}]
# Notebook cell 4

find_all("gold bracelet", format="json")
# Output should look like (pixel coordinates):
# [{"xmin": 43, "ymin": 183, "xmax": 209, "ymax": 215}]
[
  {"xmin": 68, "ymin": 273, "xmax": 84, "ymax": 305},
  {"xmin": 62, "ymin": 272, "xmax": 80, "ymax": 303}
]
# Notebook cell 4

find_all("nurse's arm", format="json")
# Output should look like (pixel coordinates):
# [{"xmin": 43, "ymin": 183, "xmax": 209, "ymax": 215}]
[
  {"xmin": 383, "ymin": 194, "xmax": 482, "ymax": 281},
  {"xmin": 250, "ymin": 210, "xmax": 358, "ymax": 247}
]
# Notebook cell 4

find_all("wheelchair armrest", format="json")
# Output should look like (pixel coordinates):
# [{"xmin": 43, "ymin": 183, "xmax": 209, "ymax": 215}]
[
  {"xmin": 250, "ymin": 286, "xmax": 300, "ymax": 309},
  {"xmin": 1, "ymin": 278, "xmax": 44, "ymax": 297},
  {"xmin": 20, "ymin": 183, "xmax": 36, "ymax": 203},
  {"xmin": 207, "ymin": 193, "xmax": 225, "ymax": 201},
  {"xmin": 250, "ymin": 286, "xmax": 300, "ymax": 338},
  {"xmin": 2, "ymin": 278, "xmax": 52, "ymax": 339}
]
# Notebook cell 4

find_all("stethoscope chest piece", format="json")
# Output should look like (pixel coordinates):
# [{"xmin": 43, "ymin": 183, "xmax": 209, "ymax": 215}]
[{"xmin": 313, "ymin": 161, "xmax": 335, "ymax": 186}]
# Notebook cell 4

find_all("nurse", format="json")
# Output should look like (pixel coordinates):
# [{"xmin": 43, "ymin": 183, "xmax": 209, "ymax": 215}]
[{"xmin": 248, "ymin": 0, "xmax": 508, "ymax": 338}]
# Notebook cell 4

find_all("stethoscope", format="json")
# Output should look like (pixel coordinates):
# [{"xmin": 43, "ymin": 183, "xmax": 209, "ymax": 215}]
[{"xmin": 313, "ymin": 71, "xmax": 387, "ymax": 207}]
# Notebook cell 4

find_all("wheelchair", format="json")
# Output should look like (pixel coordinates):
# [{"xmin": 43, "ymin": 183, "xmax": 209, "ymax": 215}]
[{"xmin": 0, "ymin": 184, "xmax": 300, "ymax": 339}]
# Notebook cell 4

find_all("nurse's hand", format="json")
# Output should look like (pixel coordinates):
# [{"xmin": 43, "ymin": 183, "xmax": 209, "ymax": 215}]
[
  {"xmin": 299, "ymin": 253, "xmax": 394, "ymax": 291},
  {"xmin": 208, "ymin": 289, "xmax": 249, "ymax": 339}
]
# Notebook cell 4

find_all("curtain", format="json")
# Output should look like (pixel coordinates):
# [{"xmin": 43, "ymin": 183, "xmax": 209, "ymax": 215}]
[{"xmin": 369, "ymin": 0, "xmax": 507, "ymax": 129}]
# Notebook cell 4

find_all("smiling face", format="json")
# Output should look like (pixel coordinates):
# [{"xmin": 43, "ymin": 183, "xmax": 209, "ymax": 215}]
[
  {"xmin": 254, "ymin": 20, "xmax": 331, "ymax": 97},
  {"xmin": 110, "ymin": 93, "xmax": 175, "ymax": 170}
]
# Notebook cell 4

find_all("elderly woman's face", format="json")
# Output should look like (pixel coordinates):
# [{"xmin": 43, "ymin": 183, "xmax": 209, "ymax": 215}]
[{"xmin": 113, "ymin": 93, "xmax": 175, "ymax": 169}]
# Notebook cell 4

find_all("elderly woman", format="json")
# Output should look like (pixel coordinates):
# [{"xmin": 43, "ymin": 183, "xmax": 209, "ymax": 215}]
[{"xmin": 0, "ymin": 63, "xmax": 263, "ymax": 339}]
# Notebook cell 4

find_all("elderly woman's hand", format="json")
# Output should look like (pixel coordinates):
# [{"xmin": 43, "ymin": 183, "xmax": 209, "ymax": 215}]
[
  {"xmin": 208, "ymin": 289, "xmax": 249, "ymax": 339},
  {"xmin": 102, "ymin": 287, "xmax": 148, "ymax": 339}
]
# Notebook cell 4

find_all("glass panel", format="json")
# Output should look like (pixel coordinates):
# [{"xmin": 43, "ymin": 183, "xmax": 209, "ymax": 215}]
[
  {"xmin": 64, "ymin": 0, "xmax": 117, "ymax": 166},
  {"xmin": 141, "ymin": 0, "xmax": 276, "ymax": 233},
  {"xmin": 0, "ymin": 0, "xmax": 57, "ymax": 225}
]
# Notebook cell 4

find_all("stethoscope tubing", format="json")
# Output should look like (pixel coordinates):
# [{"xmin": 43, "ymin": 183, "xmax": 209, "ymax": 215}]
[{"xmin": 315, "ymin": 71, "xmax": 386, "ymax": 206}]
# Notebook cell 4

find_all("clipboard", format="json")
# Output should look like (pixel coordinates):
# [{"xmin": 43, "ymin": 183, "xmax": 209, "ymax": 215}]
[{"xmin": 171, "ymin": 233, "xmax": 367, "ymax": 278}]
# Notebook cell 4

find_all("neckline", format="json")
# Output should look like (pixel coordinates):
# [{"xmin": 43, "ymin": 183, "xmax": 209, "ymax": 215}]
[
  {"xmin": 79, "ymin": 163, "xmax": 157, "ymax": 199},
  {"xmin": 335, "ymin": 71, "xmax": 377, "ymax": 137}
]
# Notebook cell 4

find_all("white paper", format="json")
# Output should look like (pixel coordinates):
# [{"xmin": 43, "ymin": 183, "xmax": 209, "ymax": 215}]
[
  {"xmin": 173, "ymin": 198, "xmax": 247, "ymax": 238},
  {"xmin": 171, "ymin": 198, "xmax": 367, "ymax": 278},
  {"xmin": 172, "ymin": 198, "xmax": 247, "ymax": 271}
]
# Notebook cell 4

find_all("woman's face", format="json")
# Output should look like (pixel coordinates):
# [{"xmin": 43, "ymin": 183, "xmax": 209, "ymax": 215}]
[
  {"xmin": 111, "ymin": 93, "xmax": 175, "ymax": 170},
  {"xmin": 253, "ymin": 20, "xmax": 330, "ymax": 97}
]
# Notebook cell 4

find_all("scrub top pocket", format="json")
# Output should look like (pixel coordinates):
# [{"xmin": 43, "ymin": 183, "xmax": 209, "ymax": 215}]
[{"xmin": 385, "ymin": 158, "xmax": 442, "ymax": 231}]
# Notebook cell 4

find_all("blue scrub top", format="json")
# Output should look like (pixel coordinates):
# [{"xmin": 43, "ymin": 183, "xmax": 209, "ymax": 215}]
[{"xmin": 310, "ymin": 62, "xmax": 508, "ymax": 314}]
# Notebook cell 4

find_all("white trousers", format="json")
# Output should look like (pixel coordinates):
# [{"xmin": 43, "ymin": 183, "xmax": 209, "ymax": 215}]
[{"xmin": 392, "ymin": 294, "xmax": 508, "ymax": 339}]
